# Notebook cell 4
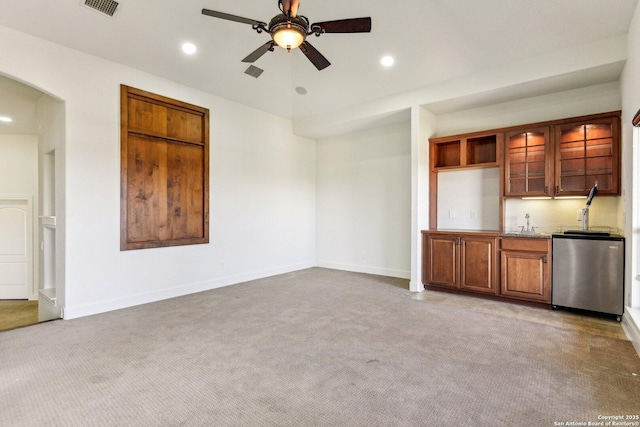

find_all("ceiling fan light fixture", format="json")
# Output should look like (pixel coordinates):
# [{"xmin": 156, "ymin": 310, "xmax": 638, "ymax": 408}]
[{"xmin": 272, "ymin": 24, "xmax": 305, "ymax": 50}]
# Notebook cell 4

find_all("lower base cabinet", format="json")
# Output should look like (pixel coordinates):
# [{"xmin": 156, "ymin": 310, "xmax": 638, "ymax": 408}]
[
  {"xmin": 423, "ymin": 232, "xmax": 498, "ymax": 295},
  {"xmin": 423, "ymin": 232, "xmax": 552, "ymax": 305},
  {"xmin": 500, "ymin": 237, "xmax": 551, "ymax": 303}
]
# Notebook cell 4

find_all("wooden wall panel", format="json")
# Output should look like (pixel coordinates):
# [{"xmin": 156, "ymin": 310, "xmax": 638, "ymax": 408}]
[
  {"xmin": 121, "ymin": 85, "xmax": 209, "ymax": 250},
  {"xmin": 166, "ymin": 143, "xmax": 205, "ymax": 240}
]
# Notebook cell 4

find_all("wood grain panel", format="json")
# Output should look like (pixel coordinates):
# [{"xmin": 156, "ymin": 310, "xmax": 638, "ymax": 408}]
[
  {"xmin": 460, "ymin": 237, "xmax": 496, "ymax": 294},
  {"xmin": 121, "ymin": 85, "xmax": 209, "ymax": 250},
  {"xmin": 128, "ymin": 98, "xmax": 168, "ymax": 137},
  {"xmin": 499, "ymin": 237, "xmax": 551, "ymax": 303},
  {"xmin": 166, "ymin": 143, "xmax": 205, "ymax": 240},
  {"xmin": 125, "ymin": 136, "xmax": 167, "ymax": 243},
  {"xmin": 500, "ymin": 251, "xmax": 549, "ymax": 302},
  {"xmin": 426, "ymin": 234, "xmax": 458, "ymax": 288},
  {"xmin": 500, "ymin": 238, "xmax": 549, "ymax": 252},
  {"xmin": 167, "ymin": 108, "xmax": 204, "ymax": 144}
]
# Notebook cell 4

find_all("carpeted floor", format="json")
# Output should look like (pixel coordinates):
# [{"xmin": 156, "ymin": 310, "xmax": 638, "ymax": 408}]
[{"xmin": 1, "ymin": 268, "xmax": 639, "ymax": 426}]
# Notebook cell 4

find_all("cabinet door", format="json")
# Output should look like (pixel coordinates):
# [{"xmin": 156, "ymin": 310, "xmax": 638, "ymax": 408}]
[
  {"xmin": 426, "ymin": 234, "xmax": 458, "ymax": 288},
  {"xmin": 500, "ymin": 250, "xmax": 550, "ymax": 302},
  {"xmin": 460, "ymin": 237, "xmax": 497, "ymax": 294},
  {"xmin": 554, "ymin": 116, "xmax": 620, "ymax": 196},
  {"xmin": 504, "ymin": 127, "xmax": 551, "ymax": 197}
]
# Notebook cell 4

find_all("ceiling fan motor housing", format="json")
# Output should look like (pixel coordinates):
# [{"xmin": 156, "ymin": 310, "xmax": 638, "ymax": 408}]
[{"xmin": 269, "ymin": 14, "xmax": 309, "ymax": 50}]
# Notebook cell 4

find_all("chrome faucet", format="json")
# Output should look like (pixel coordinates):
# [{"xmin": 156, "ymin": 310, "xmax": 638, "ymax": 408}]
[{"xmin": 520, "ymin": 213, "xmax": 532, "ymax": 233}]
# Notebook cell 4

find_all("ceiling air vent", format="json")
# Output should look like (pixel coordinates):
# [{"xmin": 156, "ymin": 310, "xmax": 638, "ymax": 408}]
[
  {"xmin": 244, "ymin": 65, "xmax": 264, "ymax": 79},
  {"xmin": 84, "ymin": 0, "xmax": 119, "ymax": 17}
]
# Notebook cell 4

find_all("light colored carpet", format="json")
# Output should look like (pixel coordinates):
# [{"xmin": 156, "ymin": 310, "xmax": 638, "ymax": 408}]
[{"xmin": 1, "ymin": 268, "xmax": 639, "ymax": 426}]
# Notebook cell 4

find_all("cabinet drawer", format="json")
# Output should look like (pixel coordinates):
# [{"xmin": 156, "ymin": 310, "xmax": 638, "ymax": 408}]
[{"xmin": 500, "ymin": 238, "xmax": 550, "ymax": 252}]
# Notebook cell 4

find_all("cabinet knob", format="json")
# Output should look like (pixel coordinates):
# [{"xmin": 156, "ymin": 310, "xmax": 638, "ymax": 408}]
[
  {"xmin": 543, "ymin": 255, "xmax": 548, "ymax": 264},
  {"xmin": 544, "ymin": 186, "xmax": 548, "ymax": 194}
]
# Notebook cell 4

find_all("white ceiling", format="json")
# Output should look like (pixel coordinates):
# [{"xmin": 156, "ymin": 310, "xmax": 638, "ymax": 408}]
[{"xmin": 0, "ymin": 0, "xmax": 637, "ymax": 135}]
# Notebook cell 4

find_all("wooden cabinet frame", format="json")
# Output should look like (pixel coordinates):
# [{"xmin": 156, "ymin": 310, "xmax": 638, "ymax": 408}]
[
  {"xmin": 120, "ymin": 85, "xmax": 210, "ymax": 250},
  {"xmin": 429, "ymin": 112, "xmax": 621, "ymax": 211},
  {"xmin": 423, "ymin": 111, "xmax": 620, "ymax": 307}
]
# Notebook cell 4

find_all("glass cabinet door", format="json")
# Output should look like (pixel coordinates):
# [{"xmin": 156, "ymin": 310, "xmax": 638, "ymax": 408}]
[
  {"xmin": 555, "ymin": 117, "xmax": 619, "ymax": 196},
  {"xmin": 505, "ymin": 127, "xmax": 550, "ymax": 197}
]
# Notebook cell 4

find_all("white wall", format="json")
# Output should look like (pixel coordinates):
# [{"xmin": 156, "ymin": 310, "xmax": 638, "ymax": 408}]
[
  {"xmin": 410, "ymin": 106, "xmax": 436, "ymax": 291},
  {"xmin": 0, "ymin": 25, "xmax": 317, "ymax": 318},
  {"xmin": 436, "ymin": 168, "xmax": 500, "ymax": 231},
  {"xmin": 620, "ymin": 1, "xmax": 640, "ymax": 340},
  {"xmin": 433, "ymin": 82, "xmax": 621, "ymax": 137},
  {"xmin": 316, "ymin": 121, "xmax": 411, "ymax": 279},
  {"xmin": 504, "ymin": 198, "xmax": 619, "ymax": 234},
  {"xmin": 0, "ymin": 134, "xmax": 38, "ymax": 196}
]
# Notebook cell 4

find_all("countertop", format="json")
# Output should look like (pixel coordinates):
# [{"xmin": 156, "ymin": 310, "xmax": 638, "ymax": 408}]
[
  {"xmin": 422, "ymin": 229, "xmax": 552, "ymax": 239},
  {"xmin": 499, "ymin": 232, "xmax": 551, "ymax": 239}
]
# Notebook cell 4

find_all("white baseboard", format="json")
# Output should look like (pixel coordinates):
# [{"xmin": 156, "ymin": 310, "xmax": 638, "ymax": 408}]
[
  {"xmin": 316, "ymin": 260, "xmax": 410, "ymax": 280},
  {"xmin": 63, "ymin": 262, "xmax": 314, "ymax": 320},
  {"xmin": 622, "ymin": 307, "xmax": 640, "ymax": 358},
  {"xmin": 410, "ymin": 280, "xmax": 425, "ymax": 292}
]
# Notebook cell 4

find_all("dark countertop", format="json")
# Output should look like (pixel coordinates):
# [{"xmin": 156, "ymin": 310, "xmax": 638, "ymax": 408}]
[
  {"xmin": 499, "ymin": 232, "xmax": 551, "ymax": 239},
  {"xmin": 422, "ymin": 230, "xmax": 552, "ymax": 239}
]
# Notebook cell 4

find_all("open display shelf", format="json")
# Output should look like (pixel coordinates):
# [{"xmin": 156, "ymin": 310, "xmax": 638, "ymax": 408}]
[{"xmin": 432, "ymin": 133, "xmax": 498, "ymax": 170}]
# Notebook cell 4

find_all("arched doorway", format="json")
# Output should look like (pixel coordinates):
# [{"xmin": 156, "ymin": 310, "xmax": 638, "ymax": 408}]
[{"xmin": 0, "ymin": 74, "xmax": 65, "ymax": 330}]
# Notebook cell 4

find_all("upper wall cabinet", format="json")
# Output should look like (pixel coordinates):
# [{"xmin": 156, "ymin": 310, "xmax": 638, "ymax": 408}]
[
  {"xmin": 554, "ymin": 115, "xmax": 620, "ymax": 196},
  {"xmin": 504, "ymin": 127, "xmax": 551, "ymax": 197},
  {"xmin": 431, "ymin": 132, "xmax": 501, "ymax": 170},
  {"xmin": 502, "ymin": 111, "xmax": 620, "ymax": 198}
]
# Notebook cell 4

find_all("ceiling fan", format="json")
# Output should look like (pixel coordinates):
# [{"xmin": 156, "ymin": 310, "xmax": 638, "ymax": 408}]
[{"xmin": 202, "ymin": 0, "xmax": 372, "ymax": 70}]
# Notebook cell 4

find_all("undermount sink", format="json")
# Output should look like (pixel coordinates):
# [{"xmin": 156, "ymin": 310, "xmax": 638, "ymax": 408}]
[{"xmin": 501, "ymin": 231, "xmax": 545, "ymax": 237}]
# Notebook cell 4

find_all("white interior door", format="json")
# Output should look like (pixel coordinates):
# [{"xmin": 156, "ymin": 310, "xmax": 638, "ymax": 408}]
[{"xmin": 0, "ymin": 199, "xmax": 33, "ymax": 299}]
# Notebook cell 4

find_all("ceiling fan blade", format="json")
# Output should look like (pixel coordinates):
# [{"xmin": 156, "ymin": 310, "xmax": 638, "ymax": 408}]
[
  {"xmin": 202, "ymin": 9, "xmax": 265, "ymax": 27},
  {"xmin": 241, "ymin": 41, "xmax": 276, "ymax": 63},
  {"xmin": 300, "ymin": 41, "xmax": 331, "ymax": 71},
  {"xmin": 311, "ymin": 17, "xmax": 372, "ymax": 34}
]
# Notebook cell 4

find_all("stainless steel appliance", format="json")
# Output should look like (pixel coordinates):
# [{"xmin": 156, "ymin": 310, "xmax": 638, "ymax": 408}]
[{"xmin": 552, "ymin": 232, "xmax": 625, "ymax": 321}]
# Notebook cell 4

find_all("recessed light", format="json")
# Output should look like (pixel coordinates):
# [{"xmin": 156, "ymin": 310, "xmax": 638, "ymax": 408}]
[
  {"xmin": 0, "ymin": 116, "xmax": 13, "ymax": 123},
  {"xmin": 295, "ymin": 86, "xmax": 307, "ymax": 95},
  {"xmin": 182, "ymin": 43, "xmax": 197, "ymax": 55},
  {"xmin": 381, "ymin": 56, "xmax": 394, "ymax": 67}
]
